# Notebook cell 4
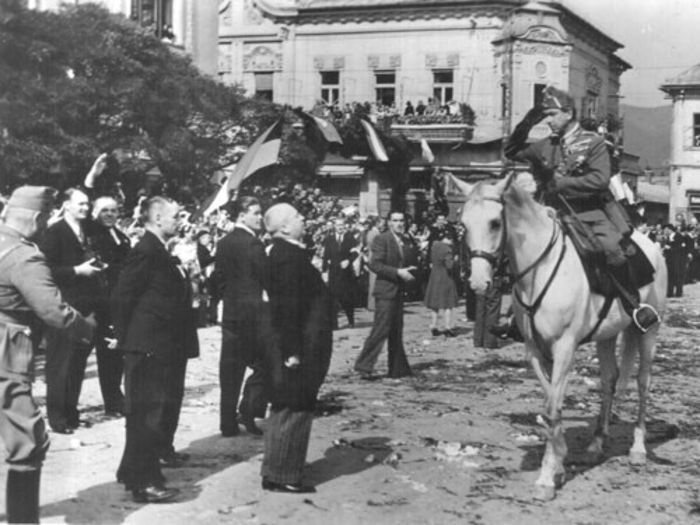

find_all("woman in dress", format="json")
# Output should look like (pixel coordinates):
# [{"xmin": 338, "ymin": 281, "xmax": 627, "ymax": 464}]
[{"xmin": 423, "ymin": 230, "xmax": 459, "ymax": 337}]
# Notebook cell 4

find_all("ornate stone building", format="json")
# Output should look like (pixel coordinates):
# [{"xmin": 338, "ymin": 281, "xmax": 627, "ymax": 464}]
[
  {"xmin": 219, "ymin": 1, "xmax": 627, "ymax": 135},
  {"xmin": 218, "ymin": 0, "xmax": 631, "ymax": 215},
  {"xmin": 661, "ymin": 65, "xmax": 700, "ymax": 222},
  {"xmin": 26, "ymin": 0, "xmax": 219, "ymax": 77}
]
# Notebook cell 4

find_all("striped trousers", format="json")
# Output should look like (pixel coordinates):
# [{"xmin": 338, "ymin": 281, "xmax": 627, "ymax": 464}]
[{"xmin": 261, "ymin": 408, "xmax": 313, "ymax": 484}]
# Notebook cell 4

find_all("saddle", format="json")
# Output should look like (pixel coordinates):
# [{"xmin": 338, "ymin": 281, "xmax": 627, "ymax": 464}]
[{"xmin": 559, "ymin": 214, "xmax": 654, "ymax": 297}]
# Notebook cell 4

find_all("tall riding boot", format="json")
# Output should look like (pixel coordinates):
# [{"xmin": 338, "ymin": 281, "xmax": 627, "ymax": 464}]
[
  {"xmin": 609, "ymin": 263, "xmax": 659, "ymax": 333},
  {"xmin": 6, "ymin": 469, "xmax": 41, "ymax": 523}
]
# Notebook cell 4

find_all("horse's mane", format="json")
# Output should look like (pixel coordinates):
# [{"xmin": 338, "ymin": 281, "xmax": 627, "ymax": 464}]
[
  {"xmin": 469, "ymin": 181, "xmax": 502, "ymax": 202},
  {"xmin": 502, "ymin": 177, "xmax": 554, "ymax": 226}
]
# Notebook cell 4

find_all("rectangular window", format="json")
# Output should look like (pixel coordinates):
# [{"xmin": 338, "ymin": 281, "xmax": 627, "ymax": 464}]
[
  {"xmin": 131, "ymin": 0, "xmax": 174, "ymax": 40},
  {"xmin": 254, "ymin": 72, "xmax": 274, "ymax": 101},
  {"xmin": 320, "ymin": 71, "xmax": 340, "ymax": 106},
  {"xmin": 533, "ymin": 83, "xmax": 546, "ymax": 108},
  {"xmin": 432, "ymin": 70, "xmax": 454, "ymax": 105},
  {"xmin": 694, "ymin": 114, "xmax": 700, "ymax": 147},
  {"xmin": 375, "ymin": 71, "xmax": 395, "ymax": 106},
  {"xmin": 585, "ymin": 90, "xmax": 599, "ymax": 118}
]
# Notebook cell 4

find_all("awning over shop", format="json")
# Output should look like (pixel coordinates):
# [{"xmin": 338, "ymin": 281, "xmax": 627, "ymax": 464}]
[{"xmin": 637, "ymin": 181, "xmax": 669, "ymax": 204}]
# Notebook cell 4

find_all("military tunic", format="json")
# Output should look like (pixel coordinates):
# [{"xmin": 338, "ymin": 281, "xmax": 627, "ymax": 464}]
[
  {"xmin": 505, "ymin": 120, "xmax": 626, "ymax": 266},
  {"xmin": 0, "ymin": 225, "xmax": 92, "ymax": 471}
]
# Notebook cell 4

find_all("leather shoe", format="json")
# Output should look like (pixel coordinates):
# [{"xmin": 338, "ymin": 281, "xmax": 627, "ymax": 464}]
[
  {"xmin": 51, "ymin": 425, "xmax": 74, "ymax": 435},
  {"xmin": 262, "ymin": 479, "xmax": 316, "ymax": 494},
  {"xmin": 242, "ymin": 418, "xmax": 263, "ymax": 436},
  {"xmin": 132, "ymin": 484, "xmax": 179, "ymax": 503},
  {"xmin": 159, "ymin": 451, "xmax": 190, "ymax": 467}
]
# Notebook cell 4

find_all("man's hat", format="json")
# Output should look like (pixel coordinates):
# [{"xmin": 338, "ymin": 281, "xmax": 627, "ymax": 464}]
[
  {"xmin": 7, "ymin": 186, "xmax": 57, "ymax": 213},
  {"xmin": 541, "ymin": 86, "xmax": 574, "ymax": 111}
]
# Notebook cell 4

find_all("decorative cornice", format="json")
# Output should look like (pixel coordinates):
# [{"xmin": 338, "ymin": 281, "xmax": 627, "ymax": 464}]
[{"xmin": 253, "ymin": 1, "xmax": 519, "ymax": 25}]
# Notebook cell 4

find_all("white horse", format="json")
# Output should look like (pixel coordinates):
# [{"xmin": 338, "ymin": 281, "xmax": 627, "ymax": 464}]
[{"xmin": 453, "ymin": 175, "xmax": 667, "ymax": 500}]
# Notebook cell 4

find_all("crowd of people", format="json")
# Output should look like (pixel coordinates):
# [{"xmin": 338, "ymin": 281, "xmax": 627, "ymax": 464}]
[{"xmin": 1, "ymin": 118, "xmax": 700, "ymax": 518}]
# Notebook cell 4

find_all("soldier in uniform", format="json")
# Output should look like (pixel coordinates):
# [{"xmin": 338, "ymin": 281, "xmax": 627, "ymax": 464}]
[
  {"xmin": 503, "ymin": 86, "xmax": 658, "ymax": 332},
  {"xmin": 0, "ymin": 186, "xmax": 95, "ymax": 523}
]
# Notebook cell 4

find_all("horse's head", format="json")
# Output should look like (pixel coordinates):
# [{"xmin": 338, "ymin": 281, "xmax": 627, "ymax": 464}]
[{"xmin": 452, "ymin": 175, "xmax": 509, "ymax": 294}]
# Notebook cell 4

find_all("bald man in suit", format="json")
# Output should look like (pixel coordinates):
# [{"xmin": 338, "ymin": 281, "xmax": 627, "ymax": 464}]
[{"xmin": 261, "ymin": 203, "xmax": 333, "ymax": 493}]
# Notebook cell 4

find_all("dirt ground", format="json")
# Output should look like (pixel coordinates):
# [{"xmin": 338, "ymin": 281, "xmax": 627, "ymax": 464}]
[{"xmin": 4, "ymin": 283, "xmax": 700, "ymax": 524}]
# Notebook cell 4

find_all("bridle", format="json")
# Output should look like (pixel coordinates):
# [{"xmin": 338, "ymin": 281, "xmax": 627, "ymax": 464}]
[
  {"xmin": 467, "ymin": 194, "xmax": 562, "ymax": 287},
  {"xmin": 466, "ymin": 190, "xmax": 568, "ymax": 343}
]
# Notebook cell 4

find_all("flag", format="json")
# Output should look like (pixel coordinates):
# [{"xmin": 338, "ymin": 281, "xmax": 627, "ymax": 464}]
[
  {"xmin": 195, "ymin": 119, "xmax": 283, "ymax": 218},
  {"xmin": 225, "ymin": 118, "xmax": 283, "ymax": 191},
  {"xmin": 420, "ymin": 138, "xmax": 435, "ymax": 163},
  {"xmin": 201, "ymin": 171, "xmax": 234, "ymax": 217},
  {"xmin": 305, "ymin": 112, "xmax": 343, "ymax": 144},
  {"xmin": 360, "ymin": 119, "xmax": 389, "ymax": 162}
]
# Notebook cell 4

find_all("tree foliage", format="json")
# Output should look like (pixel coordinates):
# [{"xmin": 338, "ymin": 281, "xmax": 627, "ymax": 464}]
[{"xmin": 0, "ymin": 2, "xmax": 279, "ymax": 201}]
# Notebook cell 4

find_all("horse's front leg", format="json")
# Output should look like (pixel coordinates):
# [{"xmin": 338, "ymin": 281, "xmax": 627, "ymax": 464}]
[
  {"xmin": 587, "ymin": 337, "xmax": 618, "ymax": 459},
  {"xmin": 629, "ymin": 330, "xmax": 657, "ymax": 464},
  {"xmin": 535, "ymin": 336, "xmax": 575, "ymax": 501}
]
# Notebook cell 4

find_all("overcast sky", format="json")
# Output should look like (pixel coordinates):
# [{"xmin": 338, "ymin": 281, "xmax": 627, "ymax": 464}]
[{"xmin": 561, "ymin": 0, "xmax": 700, "ymax": 107}]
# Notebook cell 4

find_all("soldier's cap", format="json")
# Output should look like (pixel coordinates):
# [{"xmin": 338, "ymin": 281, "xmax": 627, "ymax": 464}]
[
  {"xmin": 541, "ymin": 86, "xmax": 574, "ymax": 112},
  {"xmin": 7, "ymin": 186, "xmax": 57, "ymax": 213}
]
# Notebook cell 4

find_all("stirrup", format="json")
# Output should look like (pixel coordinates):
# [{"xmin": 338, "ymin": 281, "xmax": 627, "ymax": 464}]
[{"xmin": 632, "ymin": 303, "xmax": 660, "ymax": 333}]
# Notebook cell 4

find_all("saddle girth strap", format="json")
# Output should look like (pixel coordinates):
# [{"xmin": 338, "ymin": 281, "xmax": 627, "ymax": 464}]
[{"xmin": 580, "ymin": 295, "xmax": 615, "ymax": 345}]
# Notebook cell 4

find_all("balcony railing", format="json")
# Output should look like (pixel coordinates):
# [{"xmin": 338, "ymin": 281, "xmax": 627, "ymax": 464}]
[{"xmin": 389, "ymin": 122, "xmax": 474, "ymax": 143}]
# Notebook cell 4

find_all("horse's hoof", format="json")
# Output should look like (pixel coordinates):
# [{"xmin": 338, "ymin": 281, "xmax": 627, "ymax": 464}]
[
  {"xmin": 534, "ymin": 485, "xmax": 557, "ymax": 501},
  {"xmin": 629, "ymin": 451, "xmax": 647, "ymax": 465}
]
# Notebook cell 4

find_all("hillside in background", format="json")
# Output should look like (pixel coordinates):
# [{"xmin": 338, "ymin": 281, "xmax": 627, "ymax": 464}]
[{"xmin": 621, "ymin": 103, "xmax": 672, "ymax": 170}]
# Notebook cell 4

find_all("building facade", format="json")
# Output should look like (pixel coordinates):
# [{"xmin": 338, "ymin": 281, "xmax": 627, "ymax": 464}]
[
  {"xmin": 219, "ymin": 0, "xmax": 627, "ymax": 139},
  {"xmin": 26, "ymin": 0, "xmax": 219, "ymax": 76},
  {"xmin": 218, "ymin": 0, "xmax": 631, "ymax": 216},
  {"xmin": 661, "ymin": 64, "xmax": 700, "ymax": 222}
]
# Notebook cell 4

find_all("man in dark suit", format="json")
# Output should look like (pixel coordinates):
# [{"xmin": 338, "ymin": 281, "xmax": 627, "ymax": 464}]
[
  {"xmin": 86, "ymin": 196, "xmax": 131, "ymax": 416},
  {"xmin": 112, "ymin": 196, "xmax": 199, "ymax": 503},
  {"xmin": 322, "ymin": 217, "xmax": 358, "ymax": 329},
  {"xmin": 215, "ymin": 196, "xmax": 268, "ymax": 437},
  {"xmin": 39, "ymin": 188, "xmax": 106, "ymax": 433},
  {"xmin": 354, "ymin": 211, "xmax": 417, "ymax": 379},
  {"xmin": 262, "ymin": 203, "xmax": 333, "ymax": 493},
  {"xmin": 663, "ymin": 223, "xmax": 692, "ymax": 297}
]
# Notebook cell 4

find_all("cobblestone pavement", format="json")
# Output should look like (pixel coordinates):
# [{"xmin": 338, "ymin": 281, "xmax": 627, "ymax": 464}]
[{"xmin": 4, "ymin": 286, "xmax": 700, "ymax": 524}]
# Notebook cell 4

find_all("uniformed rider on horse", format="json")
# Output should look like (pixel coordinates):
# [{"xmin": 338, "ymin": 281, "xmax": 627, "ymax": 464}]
[{"xmin": 493, "ymin": 85, "xmax": 659, "ymax": 337}]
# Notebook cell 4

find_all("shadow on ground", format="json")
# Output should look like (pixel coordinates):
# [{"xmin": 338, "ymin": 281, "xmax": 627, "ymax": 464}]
[
  {"xmin": 306, "ymin": 436, "xmax": 394, "ymax": 486},
  {"xmin": 40, "ymin": 433, "xmax": 261, "ymax": 524}
]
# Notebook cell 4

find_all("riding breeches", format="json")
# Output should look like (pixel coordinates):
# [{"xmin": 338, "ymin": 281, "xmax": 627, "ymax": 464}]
[
  {"xmin": 0, "ymin": 377, "xmax": 49, "ymax": 472},
  {"xmin": 578, "ymin": 209, "xmax": 626, "ymax": 267}
]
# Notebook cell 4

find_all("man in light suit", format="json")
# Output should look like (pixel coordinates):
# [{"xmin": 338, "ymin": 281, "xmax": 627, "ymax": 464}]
[
  {"xmin": 354, "ymin": 211, "xmax": 416, "ymax": 379},
  {"xmin": 215, "ymin": 196, "xmax": 269, "ymax": 437},
  {"xmin": 262, "ymin": 203, "xmax": 333, "ymax": 493},
  {"xmin": 112, "ymin": 197, "xmax": 199, "ymax": 503}
]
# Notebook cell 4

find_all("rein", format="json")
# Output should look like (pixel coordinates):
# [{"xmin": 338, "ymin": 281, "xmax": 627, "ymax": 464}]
[{"xmin": 470, "ymin": 194, "xmax": 567, "ymax": 340}]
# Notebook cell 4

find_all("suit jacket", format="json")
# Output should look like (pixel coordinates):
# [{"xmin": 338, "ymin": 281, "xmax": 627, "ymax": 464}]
[
  {"xmin": 265, "ymin": 238, "xmax": 333, "ymax": 411},
  {"xmin": 369, "ymin": 230, "xmax": 417, "ymax": 300},
  {"xmin": 214, "ymin": 227, "xmax": 267, "ymax": 322},
  {"xmin": 321, "ymin": 231, "xmax": 357, "ymax": 297},
  {"xmin": 39, "ymin": 218, "xmax": 103, "ymax": 315},
  {"xmin": 110, "ymin": 231, "xmax": 199, "ymax": 361}
]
